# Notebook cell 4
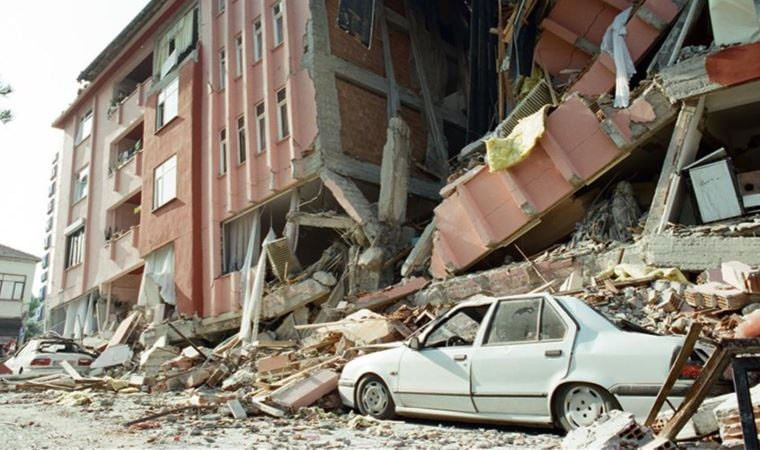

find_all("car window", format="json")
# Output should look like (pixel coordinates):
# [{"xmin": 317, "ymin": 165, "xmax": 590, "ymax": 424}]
[
  {"xmin": 486, "ymin": 298, "xmax": 540, "ymax": 344},
  {"xmin": 425, "ymin": 305, "xmax": 490, "ymax": 348},
  {"xmin": 540, "ymin": 301, "xmax": 567, "ymax": 340}
]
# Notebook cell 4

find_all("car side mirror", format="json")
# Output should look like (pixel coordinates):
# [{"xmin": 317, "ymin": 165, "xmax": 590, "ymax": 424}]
[{"xmin": 408, "ymin": 336, "xmax": 420, "ymax": 351}]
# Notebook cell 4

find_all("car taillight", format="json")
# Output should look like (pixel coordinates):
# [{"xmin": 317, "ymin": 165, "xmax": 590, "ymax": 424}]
[
  {"xmin": 680, "ymin": 363, "xmax": 702, "ymax": 379},
  {"xmin": 30, "ymin": 357, "xmax": 52, "ymax": 366},
  {"xmin": 78, "ymin": 358, "xmax": 91, "ymax": 366}
]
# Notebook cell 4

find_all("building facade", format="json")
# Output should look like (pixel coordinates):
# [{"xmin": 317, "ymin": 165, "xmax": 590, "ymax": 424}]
[
  {"xmin": 0, "ymin": 244, "xmax": 39, "ymax": 344},
  {"xmin": 47, "ymin": 0, "xmax": 470, "ymax": 337}
]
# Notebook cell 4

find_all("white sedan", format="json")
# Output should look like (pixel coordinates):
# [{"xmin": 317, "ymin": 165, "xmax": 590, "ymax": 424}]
[
  {"xmin": 339, "ymin": 294, "xmax": 703, "ymax": 431},
  {"xmin": 4, "ymin": 337, "xmax": 96, "ymax": 376}
]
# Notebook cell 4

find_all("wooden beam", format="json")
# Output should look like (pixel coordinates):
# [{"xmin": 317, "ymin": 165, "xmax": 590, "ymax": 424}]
[{"xmin": 644, "ymin": 322, "xmax": 703, "ymax": 426}]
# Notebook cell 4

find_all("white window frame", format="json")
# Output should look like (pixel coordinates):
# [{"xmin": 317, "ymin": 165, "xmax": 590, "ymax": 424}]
[
  {"xmin": 276, "ymin": 87, "xmax": 289, "ymax": 139},
  {"xmin": 65, "ymin": 226, "xmax": 85, "ymax": 269},
  {"xmin": 237, "ymin": 116, "xmax": 247, "ymax": 164},
  {"xmin": 272, "ymin": 1, "xmax": 284, "ymax": 46},
  {"xmin": 153, "ymin": 155, "xmax": 177, "ymax": 209},
  {"xmin": 219, "ymin": 128, "xmax": 228, "ymax": 175},
  {"xmin": 235, "ymin": 35, "xmax": 243, "ymax": 77},
  {"xmin": 157, "ymin": 77, "xmax": 179, "ymax": 129},
  {"xmin": 218, "ymin": 0, "xmax": 225, "ymax": 14},
  {"xmin": 73, "ymin": 166, "xmax": 89, "ymax": 203},
  {"xmin": 0, "ymin": 274, "xmax": 26, "ymax": 301},
  {"xmin": 75, "ymin": 110, "xmax": 93, "ymax": 145},
  {"xmin": 253, "ymin": 20, "xmax": 263, "ymax": 62},
  {"xmin": 256, "ymin": 102, "xmax": 266, "ymax": 153},
  {"xmin": 219, "ymin": 48, "xmax": 227, "ymax": 90}
]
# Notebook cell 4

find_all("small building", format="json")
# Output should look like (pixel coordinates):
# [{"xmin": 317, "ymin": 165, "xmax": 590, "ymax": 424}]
[{"xmin": 0, "ymin": 244, "xmax": 39, "ymax": 345}]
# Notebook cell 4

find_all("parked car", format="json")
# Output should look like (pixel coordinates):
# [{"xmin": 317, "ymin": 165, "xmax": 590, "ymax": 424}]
[
  {"xmin": 4, "ymin": 337, "xmax": 97, "ymax": 376},
  {"xmin": 339, "ymin": 293, "xmax": 706, "ymax": 431}
]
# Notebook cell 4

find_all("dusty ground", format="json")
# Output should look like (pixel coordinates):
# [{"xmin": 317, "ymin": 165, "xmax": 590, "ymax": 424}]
[{"xmin": 0, "ymin": 390, "xmax": 562, "ymax": 449}]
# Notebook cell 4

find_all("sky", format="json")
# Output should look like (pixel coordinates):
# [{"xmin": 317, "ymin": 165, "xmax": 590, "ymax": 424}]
[{"xmin": 0, "ymin": 0, "xmax": 151, "ymax": 295}]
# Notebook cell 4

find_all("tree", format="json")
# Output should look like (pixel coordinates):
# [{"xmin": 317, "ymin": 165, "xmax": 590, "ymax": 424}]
[{"xmin": 0, "ymin": 79, "xmax": 12, "ymax": 124}]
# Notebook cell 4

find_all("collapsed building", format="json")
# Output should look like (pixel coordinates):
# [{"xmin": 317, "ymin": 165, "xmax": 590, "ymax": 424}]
[{"xmin": 21, "ymin": 0, "xmax": 760, "ymax": 446}]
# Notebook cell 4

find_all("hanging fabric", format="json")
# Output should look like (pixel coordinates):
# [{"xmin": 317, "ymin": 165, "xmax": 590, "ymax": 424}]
[
  {"xmin": 240, "ymin": 229, "xmax": 276, "ymax": 343},
  {"xmin": 239, "ymin": 208, "xmax": 262, "ymax": 306},
  {"xmin": 602, "ymin": 7, "xmax": 636, "ymax": 108},
  {"xmin": 138, "ymin": 243, "xmax": 176, "ymax": 306}
]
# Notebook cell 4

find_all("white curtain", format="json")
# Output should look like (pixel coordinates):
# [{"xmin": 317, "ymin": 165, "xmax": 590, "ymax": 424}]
[
  {"xmin": 154, "ymin": 9, "xmax": 196, "ymax": 79},
  {"xmin": 63, "ymin": 294, "xmax": 95, "ymax": 339},
  {"xmin": 138, "ymin": 243, "xmax": 176, "ymax": 307},
  {"xmin": 284, "ymin": 189, "xmax": 300, "ymax": 253},
  {"xmin": 602, "ymin": 7, "xmax": 635, "ymax": 108},
  {"xmin": 240, "ymin": 229, "xmax": 276, "ymax": 343},
  {"xmin": 225, "ymin": 208, "xmax": 259, "ymax": 273},
  {"xmin": 238, "ymin": 209, "xmax": 262, "ymax": 306}
]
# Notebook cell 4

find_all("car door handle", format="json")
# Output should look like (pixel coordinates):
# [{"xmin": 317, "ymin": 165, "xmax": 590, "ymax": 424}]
[
  {"xmin": 545, "ymin": 349, "xmax": 562, "ymax": 358},
  {"xmin": 453, "ymin": 354, "xmax": 467, "ymax": 361}
]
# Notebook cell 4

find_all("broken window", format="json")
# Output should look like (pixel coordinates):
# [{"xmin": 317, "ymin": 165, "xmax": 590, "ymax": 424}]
[
  {"xmin": 256, "ymin": 102, "xmax": 266, "ymax": 152},
  {"xmin": 485, "ymin": 298, "xmax": 566, "ymax": 344},
  {"xmin": 65, "ymin": 226, "xmax": 85, "ymax": 269},
  {"xmin": 219, "ymin": 48, "xmax": 227, "ymax": 89},
  {"xmin": 235, "ymin": 35, "xmax": 243, "ymax": 77},
  {"xmin": 272, "ymin": 1, "xmax": 284, "ymax": 46},
  {"xmin": 276, "ymin": 87, "xmax": 289, "ymax": 139},
  {"xmin": 156, "ymin": 77, "xmax": 179, "ymax": 129},
  {"xmin": 153, "ymin": 154, "xmax": 177, "ymax": 209},
  {"xmin": 219, "ymin": 128, "xmax": 228, "ymax": 175},
  {"xmin": 73, "ymin": 166, "xmax": 88, "ymax": 203},
  {"xmin": 138, "ymin": 243, "xmax": 176, "ymax": 307},
  {"xmin": 253, "ymin": 20, "xmax": 263, "ymax": 61},
  {"xmin": 337, "ymin": 0, "xmax": 375, "ymax": 49},
  {"xmin": 154, "ymin": 8, "xmax": 197, "ymax": 80},
  {"xmin": 237, "ymin": 115, "xmax": 247, "ymax": 164},
  {"xmin": 223, "ymin": 208, "xmax": 260, "ymax": 274},
  {"xmin": 0, "ymin": 274, "xmax": 25, "ymax": 301},
  {"xmin": 74, "ymin": 110, "xmax": 93, "ymax": 145},
  {"xmin": 425, "ymin": 305, "xmax": 490, "ymax": 347}
]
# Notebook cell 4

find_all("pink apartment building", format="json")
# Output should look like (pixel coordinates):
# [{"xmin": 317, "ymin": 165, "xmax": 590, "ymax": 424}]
[{"xmin": 47, "ymin": 0, "xmax": 475, "ymax": 337}]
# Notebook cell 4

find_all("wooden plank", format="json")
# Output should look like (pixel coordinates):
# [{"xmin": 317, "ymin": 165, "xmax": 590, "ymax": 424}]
[
  {"xmin": 656, "ymin": 346, "xmax": 731, "ymax": 440},
  {"xmin": 644, "ymin": 322, "xmax": 702, "ymax": 426},
  {"xmin": 59, "ymin": 360, "xmax": 83, "ymax": 381}
]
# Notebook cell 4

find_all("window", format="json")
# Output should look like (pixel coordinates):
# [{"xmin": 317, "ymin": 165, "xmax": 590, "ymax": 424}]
[
  {"xmin": 237, "ymin": 116, "xmax": 247, "ymax": 163},
  {"xmin": 65, "ymin": 226, "xmax": 85, "ymax": 269},
  {"xmin": 47, "ymin": 198, "xmax": 54, "ymax": 214},
  {"xmin": 73, "ymin": 167, "xmax": 88, "ymax": 203},
  {"xmin": 153, "ymin": 155, "xmax": 177, "ymax": 209},
  {"xmin": 154, "ymin": 9, "xmax": 197, "ymax": 80},
  {"xmin": 219, "ymin": 129, "xmax": 228, "ymax": 175},
  {"xmin": 74, "ymin": 110, "xmax": 93, "ymax": 144},
  {"xmin": 0, "ymin": 274, "xmax": 26, "ymax": 301},
  {"xmin": 43, "ymin": 234, "xmax": 51, "ymax": 250},
  {"xmin": 425, "ymin": 305, "xmax": 490, "ymax": 348},
  {"xmin": 219, "ymin": 48, "xmax": 227, "ymax": 89},
  {"xmin": 222, "ymin": 208, "xmax": 259, "ymax": 273},
  {"xmin": 276, "ymin": 87, "xmax": 289, "ymax": 139},
  {"xmin": 157, "ymin": 77, "xmax": 179, "ymax": 128},
  {"xmin": 235, "ymin": 35, "xmax": 243, "ymax": 77},
  {"xmin": 42, "ymin": 253, "xmax": 50, "ymax": 269},
  {"xmin": 253, "ymin": 20, "xmax": 263, "ymax": 61},
  {"xmin": 272, "ymin": 1, "xmax": 284, "ymax": 46},
  {"xmin": 256, "ymin": 102, "xmax": 266, "ymax": 153},
  {"xmin": 485, "ymin": 298, "xmax": 567, "ymax": 344},
  {"xmin": 46, "ymin": 216, "xmax": 53, "ymax": 232},
  {"xmin": 48, "ymin": 182, "xmax": 56, "ymax": 198},
  {"xmin": 218, "ymin": 0, "xmax": 225, "ymax": 14}
]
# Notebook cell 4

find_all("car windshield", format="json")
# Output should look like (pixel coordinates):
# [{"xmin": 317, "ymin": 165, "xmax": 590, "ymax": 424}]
[{"xmin": 425, "ymin": 305, "xmax": 490, "ymax": 347}]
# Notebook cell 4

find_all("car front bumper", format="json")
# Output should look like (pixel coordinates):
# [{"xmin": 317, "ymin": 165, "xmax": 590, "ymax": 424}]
[{"xmin": 338, "ymin": 378, "xmax": 355, "ymax": 409}]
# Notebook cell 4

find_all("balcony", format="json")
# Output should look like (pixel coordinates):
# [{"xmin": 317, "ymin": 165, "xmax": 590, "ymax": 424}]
[
  {"xmin": 99, "ymin": 225, "xmax": 142, "ymax": 284},
  {"xmin": 113, "ymin": 78, "xmax": 151, "ymax": 127},
  {"xmin": 110, "ymin": 122, "xmax": 143, "ymax": 201}
]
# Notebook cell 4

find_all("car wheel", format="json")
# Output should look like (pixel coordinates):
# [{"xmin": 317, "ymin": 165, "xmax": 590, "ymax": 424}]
[
  {"xmin": 554, "ymin": 383, "xmax": 620, "ymax": 432},
  {"xmin": 356, "ymin": 375, "xmax": 396, "ymax": 420}
]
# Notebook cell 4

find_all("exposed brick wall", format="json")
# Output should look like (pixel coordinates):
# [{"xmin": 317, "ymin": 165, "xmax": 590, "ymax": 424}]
[
  {"xmin": 326, "ymin": 0, "xmax": 385, "ymax": 77},
  {"xmin": 336, "ymin": 78, "xmax": 387, "ymax": 165},
  {"xmin": 336, "ymin": 79, "xmax": 428, "ymax": 174},
  {"xmin": 388, "ymin": 27, "xmax": 418, "ymax": 94}
]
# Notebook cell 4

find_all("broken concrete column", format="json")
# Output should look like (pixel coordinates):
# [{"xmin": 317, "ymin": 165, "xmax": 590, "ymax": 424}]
[
  {"xmin": 378, "ymin": 117, "xmax": 411, "ymax": 226},
  {"xmin": 401, "ymin": 219, "xmax": 436, "ymax": 277},
  {"xmin": 320, "ymin": 169, "xmax": 381, "ymax": 243},
  {"xmin": 261, "ymin": 278, "xmax": 330, "ymax": 320},
  {"xmin": 356, "ymin": 247, "xmax": 385, "ymax": 293},
  {"xmin": 270, "ymin": 369, "xmax": 339, "ymax": 412}
]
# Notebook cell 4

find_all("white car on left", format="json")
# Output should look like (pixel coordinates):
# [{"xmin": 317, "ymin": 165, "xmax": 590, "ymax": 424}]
[{"xmin": 4, "ymin": 337, "xmax": 96, "ymax": 376}]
